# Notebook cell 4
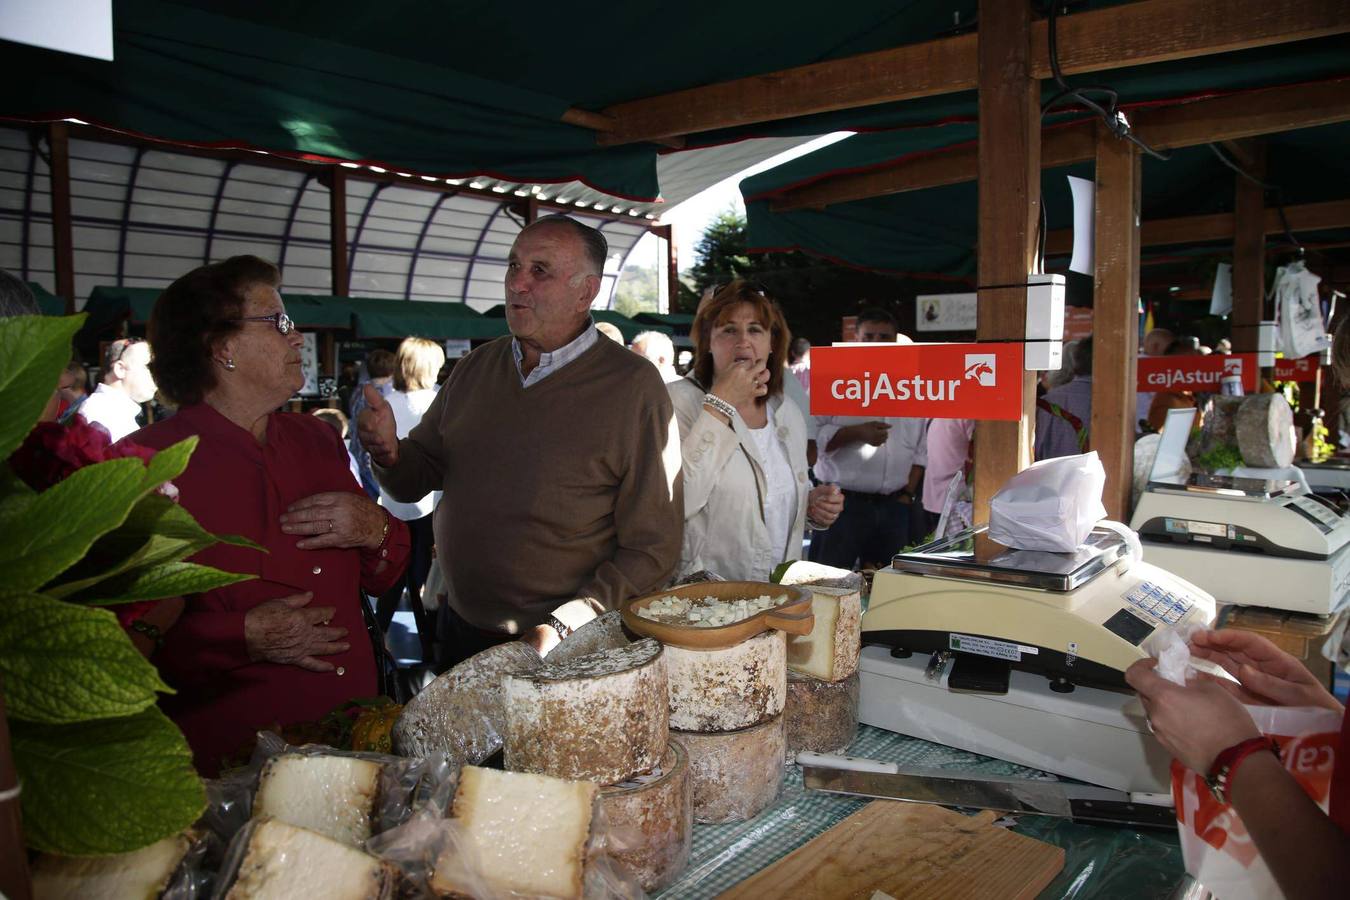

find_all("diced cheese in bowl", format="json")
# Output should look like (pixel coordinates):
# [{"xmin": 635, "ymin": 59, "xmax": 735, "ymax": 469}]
[{"xmin": 637, "ymin": 593, "xmax": 783, "ymax": 628}]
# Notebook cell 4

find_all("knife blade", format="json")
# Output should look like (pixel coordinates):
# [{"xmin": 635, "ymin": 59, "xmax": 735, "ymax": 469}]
[{"xmin": 802, "ymin": 766, "xmax": 1177, "ymax": 830}]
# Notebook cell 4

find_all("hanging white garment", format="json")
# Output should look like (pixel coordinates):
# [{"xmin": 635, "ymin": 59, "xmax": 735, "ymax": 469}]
[{"xmin": 1271, "ymin": 261, "xmax": 1328, "ymax": 360}]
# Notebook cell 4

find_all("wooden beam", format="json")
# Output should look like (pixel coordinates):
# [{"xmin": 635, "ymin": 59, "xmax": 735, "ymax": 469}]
[
  {"xmin": 1231, "ymin": 140, "xmax": 1267, "ymax": 354},
  {"xmin": 1045, "ymin": 198, "xmax": 1350, "ymax": 256},
  {"xmin": 771, "ymin": 76, "xmax": 1350, "ymax": 212},
  {"xmin": 48, "ymin": 122, "xmax": 75, "ymax": 314},
  {"xmin": 1089, "ymin": 124, "xmax": 1142, "ymax": 521},
  {"xmin": 972, "ymin": 0, "xmax": 1040, "ymax": 524},
  {"xmin": 596, "ymin": 0, "xmax": 1350, "ymax": 146},
  {"xmin": 328, "ymin": 167, "xmax": 350, "ymax": 297}
]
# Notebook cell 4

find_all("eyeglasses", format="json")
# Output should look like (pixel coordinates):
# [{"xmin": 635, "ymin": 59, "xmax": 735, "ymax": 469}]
[
  {"xmin": 103, "ymin": 337, "xmax": 145, "ymax": 369},
  {"xmin": 232, "ymin": 312, "xmax": 295, "ymax": 335}
]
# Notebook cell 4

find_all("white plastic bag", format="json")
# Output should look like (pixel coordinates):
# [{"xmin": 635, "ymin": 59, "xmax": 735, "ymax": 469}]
[
  {"xmin": 1272, "ymin": 261, "xmax": 1328, "ymax": 360},
  {"xmin": 1173, "ymin": 704, "xmax": 1343, "ymax": 900},
  {"xmin": 987, "ymin": 452, "xmax": 1107, "ymax": 552}
]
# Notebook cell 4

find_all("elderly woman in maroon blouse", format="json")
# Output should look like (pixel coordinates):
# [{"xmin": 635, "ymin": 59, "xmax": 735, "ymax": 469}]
[{"xmin": 132, "ymin": 255, "xmax": 410, "ymax": 775}]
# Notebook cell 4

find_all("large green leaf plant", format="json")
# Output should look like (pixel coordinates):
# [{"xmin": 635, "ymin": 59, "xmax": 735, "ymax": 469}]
[{"xmin": 0, "ymin": 314, "xmax": 259, "ymax": 856}]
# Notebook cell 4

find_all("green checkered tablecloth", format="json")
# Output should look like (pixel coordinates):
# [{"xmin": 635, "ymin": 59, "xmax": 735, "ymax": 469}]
[{"xmin": 655, "ymin": 725, "xmax": 1186, "ymax": 900}]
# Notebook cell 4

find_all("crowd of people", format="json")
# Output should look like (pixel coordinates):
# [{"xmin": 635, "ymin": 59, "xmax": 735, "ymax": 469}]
[{"xmin": 4, "ymin": 215, "xmax": 1346, "ymax": 894}]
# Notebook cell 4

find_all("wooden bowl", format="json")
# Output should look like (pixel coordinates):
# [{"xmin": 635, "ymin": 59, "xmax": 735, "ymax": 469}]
[{"xmin": 622, "ymin": 581, "xmax": 814, "ymax": 650}]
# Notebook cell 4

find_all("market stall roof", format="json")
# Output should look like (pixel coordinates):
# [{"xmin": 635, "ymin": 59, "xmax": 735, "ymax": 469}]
[
  {"xmin": 741, "ymin": 85, "xmax": 1350, "ymax": 279},
  {"xmin": 27, "ymin": 281, "xmax": 64, "ymax": 316},
  {"xmin": 0, "ymin": 0, "xmax": 979, "ymax": 201}
]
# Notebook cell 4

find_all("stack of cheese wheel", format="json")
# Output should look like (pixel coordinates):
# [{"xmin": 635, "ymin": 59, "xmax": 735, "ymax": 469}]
[
  {"xmin": 778, "ymin": 563, "xmax": 864, "ymax": 760},
  {"xmin": 502, "ymin": 623, "xmax": 693, "ymax": 893},
  {"xmin": 666, "ymin": 626, "xmax": 788, "ymax": 824}
]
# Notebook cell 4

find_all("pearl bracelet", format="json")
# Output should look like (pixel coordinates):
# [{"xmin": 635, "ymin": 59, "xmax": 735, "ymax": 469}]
[{"xmin": 702, "ymin": 392, "xmax": 737, "ymax": 421}]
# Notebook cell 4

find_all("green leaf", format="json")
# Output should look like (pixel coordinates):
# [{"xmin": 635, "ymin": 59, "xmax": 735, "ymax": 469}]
[
  {"xmin": 0, "ymin": 437, "xmax": 206, "ymax": 594},
  {"xmin": 0, "ymin": 593, "xmax": 171, "ymax": 724},
  {"xmin": 0, "ymin": 314, "xmax": 85, "ymax": 459},
  {"xmin": 49, "ymin": 492, "xmax": 262, "ymax": 600},
  {"xmin": 0, "ymin": 459, "xmax": 154, "ymax": 592},
  {"xmin": 12, "ymin": 707, "xmax": 205, "ymax": 855},
  {"xmin": 72, "ymin": 561, "xmax": 255, "ymax": 606}
]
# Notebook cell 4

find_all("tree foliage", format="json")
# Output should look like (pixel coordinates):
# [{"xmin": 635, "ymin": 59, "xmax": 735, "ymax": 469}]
[{"xmin": 680, "ymin": 207, "xmax": 958, "ymax": 344}]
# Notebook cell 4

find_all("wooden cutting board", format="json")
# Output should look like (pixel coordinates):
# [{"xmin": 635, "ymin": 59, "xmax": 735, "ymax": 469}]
[{"xmin": 716, "ymin": 800, "xmax": 1064, "ymax": 900}]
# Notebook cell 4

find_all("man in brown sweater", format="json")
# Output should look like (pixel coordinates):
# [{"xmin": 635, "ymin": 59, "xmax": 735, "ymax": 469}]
[{"xmin": 360, "ymin": 216, "xmax": 682, "ymax": 665}]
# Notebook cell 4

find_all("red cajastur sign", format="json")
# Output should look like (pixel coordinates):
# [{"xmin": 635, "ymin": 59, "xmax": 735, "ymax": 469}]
[
  {"xmin": 809, "ymin": 343, "xmax": 1024, "ymax": 421},
  {"xmin": 1272, "ymin": 355, "xmax": 1320, "ymax": 381},
  {"xmin": 1136, "ymin": 353, "xmax": 1258, "ymax": 393}
]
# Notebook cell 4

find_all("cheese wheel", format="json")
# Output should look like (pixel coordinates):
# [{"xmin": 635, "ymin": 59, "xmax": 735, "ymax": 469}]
[
  {"xmin": 600, "ymin": 741, "xmax": 693, "ymax": 893},
  {"xmin": 1236, "ymin": 393, "xmax": 1296, "ymax": 468},
  {"xmin": 504, "ymin": 638, "xmax": 668, "ymax": 784},
  {"xmin": 548, "ymin": 610, "xmax": 633, "ymax": 665},
  {"xmin": 786, "ymin": 585, "xmax": 861, "ymax": 682},
  {"xmin": 675, "ymin": 716, "xmax": 785, "ymax": 824},
  {"xmin": 393, "ymin": 641, "xmax": 542, "ymax": 763},
  {"xmin": 665, "ymin": 629, "xmax": 786, "ymax": 732},
  {"xmin": 784, "ymin": 671, "xmax": 859, "ymax": 760},
  {"xmin": 224, "ymin": 818, "xmax": 395, "ymax": 900},
  {"xmin": 435, "ymin": 766, "xmax": 596, "ymax": 900}
]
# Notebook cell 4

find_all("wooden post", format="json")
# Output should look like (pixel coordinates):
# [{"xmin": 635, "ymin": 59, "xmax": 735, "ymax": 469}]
[
  {"xmin": 328, "ymin": 167, "xmax": 350, "ymax": 297},
  {"xmin": 1230, "ymin": 141, "xmax": 1267, "ymax": 355},
  {"xmin": 321, "ymin": 331, "xmax": 337, "ymax": 381},
  {"xmin": 972, "ymin": 0, "xmax": 1040, "ymax": 522},
  {"xmin": 525, "ymin": 197, "xmax": 540, "ymax": 225},
  {"xmin": 48, "ymin": 123, "xmax": 75, "ymax": 315},
  {"xmin": 661, "ymin": 225, "xmax": 679, "ymax": 313},
  {"xmin": 1090, "ymin": 121, "xmax": 1142, "ymax": 521}
]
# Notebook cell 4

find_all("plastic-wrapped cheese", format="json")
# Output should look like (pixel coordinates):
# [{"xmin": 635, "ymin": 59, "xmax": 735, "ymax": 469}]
[
  {"xmin": 223, "ymin": 818, "xmax": 395, "ymax": 900},
  {"xmin": 31, "ymin": 831, "xmax": 198, "ymax": 900},
  {"xmin": 433, "ymin": 766, "xmax": 596, "ymax": 900},
  {"xmin": 392, "ymin": 641, "xmax": 542, "ymax": 763},
  {"xmin": 253, "ymin": 753, "xmax": 383, "ymax": 846},
  {"xmin": 503, "ymin": 638, "xmax": 668, "ymax": 784},
  {"xmin": 665, "ymin": 629, "xmax": 786, "ymax": 732},
  {"xmin": 600, "ymin": 741, "xmax": 693, "ymax": 893},
  {"xmin": 784, "ymin": 671, "xmax": 859, "ymax": 760},
  {"xmin": 674, "ymin": 715, "xmax": 785, "ymax": 824}
]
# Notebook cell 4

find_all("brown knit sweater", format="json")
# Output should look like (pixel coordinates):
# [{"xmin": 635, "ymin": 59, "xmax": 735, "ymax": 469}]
[{"xmin": 376, "ymin": 335, "xmax": 682, "ymax": 633}]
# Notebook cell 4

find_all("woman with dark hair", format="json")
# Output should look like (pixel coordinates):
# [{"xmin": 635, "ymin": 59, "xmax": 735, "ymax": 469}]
[
  {"xmin": 669, "ymin": 280, "xmax": 842, "ymax": 581},
  {"xmin": 131, "ymin": 255, "xmax": 411, "ymax": 775}
]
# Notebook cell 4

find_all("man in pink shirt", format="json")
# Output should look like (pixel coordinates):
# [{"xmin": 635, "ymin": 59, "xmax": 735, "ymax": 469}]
[{"xmin": 921, "ymin": 417, "xmax": 974, "ymax": 536}]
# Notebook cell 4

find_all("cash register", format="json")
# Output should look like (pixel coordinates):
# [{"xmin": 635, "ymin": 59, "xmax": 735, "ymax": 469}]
[
  {"xmin": 1131, "ymin": 408, "xmax": 1350, "ymax": 615},
  {"xmin": 858, "ymin": 524, "xmax": 1216, "ymax": 792}
]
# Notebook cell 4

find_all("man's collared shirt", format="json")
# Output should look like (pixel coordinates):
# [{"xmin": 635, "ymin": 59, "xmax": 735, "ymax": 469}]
[
  {"xmin": 812, "ymin": 415, "xmax": 929, "ymax": 494},
  {"xmin": 511, "ymin": 318, "xmax": 599, "ymax": 388},
  {"xmin": 80, "ymin": 383, "xmax": 143, "ymax": 442}
]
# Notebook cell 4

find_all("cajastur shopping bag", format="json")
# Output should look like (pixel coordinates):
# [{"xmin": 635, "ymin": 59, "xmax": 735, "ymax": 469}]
[{"xmin": 1172, "ymin": 704, "xmax": 1342, "ymax": 900}]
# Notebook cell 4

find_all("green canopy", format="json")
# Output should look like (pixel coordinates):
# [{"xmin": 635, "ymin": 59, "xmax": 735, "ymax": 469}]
[
  {"xmin": 28, "ymin": 282, "xmax": 66, "ymax": 316},
  {"xmin": 346, "ymin": 298, "xmax": 509, "ymax": 341}
]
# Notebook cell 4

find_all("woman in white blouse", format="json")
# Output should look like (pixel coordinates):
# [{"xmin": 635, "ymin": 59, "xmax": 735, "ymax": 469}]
[
  {"xmin": 668, "ymin": 281, "xmax": 843, "ymax": 581},
  {"xmin": 375, "ymin": 337, "xmax": 445, "ymax": 640}
]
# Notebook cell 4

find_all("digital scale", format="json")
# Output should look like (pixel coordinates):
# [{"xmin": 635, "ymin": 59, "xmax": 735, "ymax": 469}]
[
  {"xmin": 1131, "ymin": 409, "xmax": 1350, "ymax": 616},
  {"xmin": 859, "ymin": 525, "xmax": 1217, "ymax": 792},
  {"xmin": 1298, "ymin": 458, "xmax": 1350, "ymax": 494}
]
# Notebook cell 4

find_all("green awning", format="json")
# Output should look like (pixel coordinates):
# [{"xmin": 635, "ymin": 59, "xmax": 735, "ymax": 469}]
[
  {"xmin": 28, "ymin": 282, "xmax": 66, "ymax": 316},
  {"xmin": 347, "ymin": 298, "xmax": 509, "ymax": 341}
]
